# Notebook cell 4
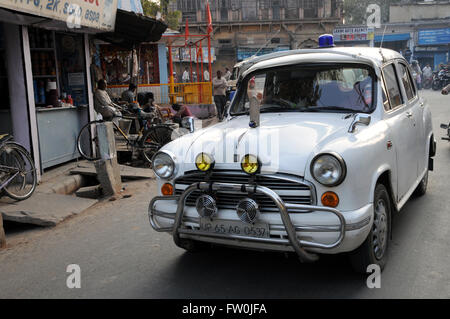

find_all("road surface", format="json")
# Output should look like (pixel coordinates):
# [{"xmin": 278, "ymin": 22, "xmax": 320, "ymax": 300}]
[{"xmin": 0, "ymin": 90, "xmax": 449, "ymax": 298}]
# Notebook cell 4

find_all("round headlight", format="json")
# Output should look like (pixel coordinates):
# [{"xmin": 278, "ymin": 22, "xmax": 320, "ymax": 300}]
[
  {"xmin": 310, "ymin": 153, "xmax": 346, "ymax": 186},
  {"xmin": 153, "ymin": 152, "xmax": 175, "ymax": 179},
  {"xmin": 195, "ymin": 153, "xmax": 214, "ymax": 172},
  {"xmin": 241, "ymin": 154, "xmax": 259, "ymax": 175}
]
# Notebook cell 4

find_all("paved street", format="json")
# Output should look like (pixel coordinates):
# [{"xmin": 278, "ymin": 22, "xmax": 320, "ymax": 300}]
[{"xmin": 0, "ymin": 90, "xmax": 449, "ymax": 299}]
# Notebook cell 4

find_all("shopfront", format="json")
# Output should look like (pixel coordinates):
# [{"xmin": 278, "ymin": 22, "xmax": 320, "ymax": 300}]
[
  {"xmin": 0, "ymin": 0, "xmax": 118, "ymax": 180},
  {"xmin": 415, "ymin": 27, "xmax": 450, "ymax": 70},
  {"xmin": 374, "ymin": 33, "xmax": 411, "ymax": 55}
]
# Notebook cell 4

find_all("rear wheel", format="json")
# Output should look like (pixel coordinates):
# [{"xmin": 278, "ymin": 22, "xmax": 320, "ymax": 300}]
[
  {"xmin": 349, "ymin": 184, "xmax": 391, "ymax": 273},
  {"xmin": 140, "ymin": 125, "xmax": 174, "ymax": 164},
  {"xmin": 0, "ymin": 142, "xmax": 37, "ymax": 201},
  {"xmin": 77, "ymin": 120, "xmax": 103, "ymax": 161}
]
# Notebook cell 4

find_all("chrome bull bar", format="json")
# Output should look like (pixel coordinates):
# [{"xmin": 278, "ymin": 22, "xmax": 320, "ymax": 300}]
[{"xmin": 149, "ymin": 182, "xmax": 346, "ymax": 263}]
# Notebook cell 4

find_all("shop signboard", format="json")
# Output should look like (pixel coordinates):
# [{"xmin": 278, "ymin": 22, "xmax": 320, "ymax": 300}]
[
  {"xmin": 0, "ymin": 0, "xmax": 118, "ymax": 31},
  {"xmin": 418, "ymin": 28, "xmax": 450, "ymax": 46},
  {"xmin": 333, "ymin": 26, "xmax": 375, "ymax": 42}
]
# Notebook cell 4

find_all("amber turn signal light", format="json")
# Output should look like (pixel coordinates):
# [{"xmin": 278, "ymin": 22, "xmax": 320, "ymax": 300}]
[
  {"xmin": 321, "ymin": 191, "xmax": 339, "ymax": 208},
  {"xmin": 161, "ymin": 183, "xmax": 174, "ymax": 196}
]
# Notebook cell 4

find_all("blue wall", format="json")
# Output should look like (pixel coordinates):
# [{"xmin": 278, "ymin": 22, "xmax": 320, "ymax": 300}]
[{"xmin": 158, "ymin": 43, "xmax": 169, "ymax": 104}]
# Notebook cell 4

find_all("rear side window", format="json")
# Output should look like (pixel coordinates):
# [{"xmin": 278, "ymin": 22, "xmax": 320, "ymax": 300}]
[
  {"xmin": 399, "ymin": 63, "xmax": 416, "ymax": 100},
  {"xmin": 382, "ymin": 64, "xmax": 403, "ymax": 110}
]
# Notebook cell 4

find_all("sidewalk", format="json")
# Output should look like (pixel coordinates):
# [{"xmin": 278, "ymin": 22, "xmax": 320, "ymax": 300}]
[{"xmin": 0, "ymin": 160, "xmax": 154, "ymax": 228}]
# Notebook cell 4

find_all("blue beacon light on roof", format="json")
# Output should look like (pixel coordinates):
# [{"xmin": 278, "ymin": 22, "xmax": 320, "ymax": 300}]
[{"xmin": 318, "ymin": 34, "xmax": 335, "ymax": 48}]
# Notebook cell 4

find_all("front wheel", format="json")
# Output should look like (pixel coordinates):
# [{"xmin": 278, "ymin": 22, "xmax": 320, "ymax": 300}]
[
  {"xmin": 0, "ymin": 142, "xmax": 37, "ymax": 201},
  {"xmin": 432, "ymin": 80, "xmax": 441, "ymax": 91},
  {"xmin": 349, "ymin": 184, "xmax": 391, "ymax": 273}
]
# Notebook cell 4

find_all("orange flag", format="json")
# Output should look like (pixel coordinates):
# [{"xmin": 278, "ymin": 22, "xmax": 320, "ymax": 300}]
[
  {"xmin": 206, "ymin": 1, "xmax": 213, "ymax": 34},
  {"xmin": 185, "ymin": 19, "xmax": 189, "ymax": 46}
]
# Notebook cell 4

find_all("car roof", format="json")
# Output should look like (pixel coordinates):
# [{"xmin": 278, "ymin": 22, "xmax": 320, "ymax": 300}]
[{"xmin": 241, "ymin": 47, "xmax": 405, "ymax": 79}]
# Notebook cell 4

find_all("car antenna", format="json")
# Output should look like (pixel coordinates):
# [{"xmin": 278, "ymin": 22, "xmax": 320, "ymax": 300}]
[{"xmin": 379, "ymin": 25, "xmax": 387, "ymax": 63}]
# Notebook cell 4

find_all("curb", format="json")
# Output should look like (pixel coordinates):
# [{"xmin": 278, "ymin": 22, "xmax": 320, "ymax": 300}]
[{"xmin": 39, "ymin": 174, "xmax": 87, "ymax": 195}]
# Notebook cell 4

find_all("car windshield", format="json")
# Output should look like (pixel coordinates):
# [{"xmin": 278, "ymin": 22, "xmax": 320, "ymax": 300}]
[{"xmin": 231, "ymin": 63, "xmax": 376, "ymax": 115}]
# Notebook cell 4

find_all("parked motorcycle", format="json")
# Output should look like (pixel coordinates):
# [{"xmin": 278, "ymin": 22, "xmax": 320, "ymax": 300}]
[{"xmin": 432, "ymin": 67, "xmax": 450, "ymax": 91}]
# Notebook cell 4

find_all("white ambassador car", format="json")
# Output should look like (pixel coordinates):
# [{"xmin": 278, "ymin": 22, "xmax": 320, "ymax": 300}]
[{"xmin": 148, "ymin": 40, "xmax": 435, "ymax": 273}]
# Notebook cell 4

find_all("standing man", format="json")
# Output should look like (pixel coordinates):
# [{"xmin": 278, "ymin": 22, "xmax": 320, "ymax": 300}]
[
  {"xmin": 213, "ymin": 70, "xmax": 228, "ymax": 121},
  {"xmin": 94, "ymin": 79, "xmax": 122, "ymax": 121},
  {"xmin": 224, "ymin": 67, "xmax": 232, "ymax": 81},
  {"xmin": 182, "ymin": 67, "xmax": 190, "ymax": 83}
]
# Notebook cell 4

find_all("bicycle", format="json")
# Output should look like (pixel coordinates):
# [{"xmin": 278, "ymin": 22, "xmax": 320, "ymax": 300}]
[
  {"xmin": 76, "ymin": 116, "xmax": 175, "ymax": 164},
  {"xmin": 0, "ymin": 134, "xmax": 37, "ymax": 201}
]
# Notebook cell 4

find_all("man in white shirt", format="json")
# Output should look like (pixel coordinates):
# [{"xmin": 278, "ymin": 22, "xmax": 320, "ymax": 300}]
[
  {"xmin": 182, "ymin": 67, "xmax": 190, "ymax": 83},
  {"xmin": 213, "ymin": 70, "xmax": 228, "ymax": 121},
  {"xmin": 94, "ymin": 79, "xmax": 122, "ymax": 121}
]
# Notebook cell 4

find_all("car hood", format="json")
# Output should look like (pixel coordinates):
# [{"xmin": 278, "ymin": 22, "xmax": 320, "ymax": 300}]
[{"xmin": 174, "ymin": 113, "xmax": 354, "ymax": 177}]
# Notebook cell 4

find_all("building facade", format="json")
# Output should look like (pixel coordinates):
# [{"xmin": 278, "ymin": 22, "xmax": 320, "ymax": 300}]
[
  {"xmin": 171, "ymin": 0, "xmax": 343, "ymax": 73},
  {"xmin": 333, "ymin": 0, "xmax": 449, "ymax": 70}
]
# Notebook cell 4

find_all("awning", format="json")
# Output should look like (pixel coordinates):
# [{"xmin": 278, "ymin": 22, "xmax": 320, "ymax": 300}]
[
  {"xmin": 96, "ymin": 9, "xmax": 168, "ymax": 49},
  {"xmin": 374, "ymin": 33, "xmax": 410, "ymax": 42}
]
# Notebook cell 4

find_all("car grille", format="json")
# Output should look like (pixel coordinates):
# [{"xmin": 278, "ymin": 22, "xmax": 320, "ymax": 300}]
[{"xmin": 174, "ymin": 170, "xmax": 315, "ymax": 213}]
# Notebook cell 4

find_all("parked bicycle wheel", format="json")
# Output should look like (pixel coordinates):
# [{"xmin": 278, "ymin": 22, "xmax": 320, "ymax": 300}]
[
  {"xmin": 140, "ymin": 125, "xmax": 174, "ymax": 164},
  {"xmin": 77, "ymin": 120, "xmax": 103, "ymax": 161},
  {"xmin": 0, "ymin": 142, "xmax": 37, "ymax": 200}
]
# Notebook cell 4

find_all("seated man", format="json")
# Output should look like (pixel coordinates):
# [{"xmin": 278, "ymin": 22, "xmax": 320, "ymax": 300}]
[
  {"xmin": 172, "ymin": 103, "xmax": 193, "ymax": 124},
  {"xmin": 121, "ymin": 83, "xmax": 137, "ymax": 103},
  {"xmin": 94, "ymin": 79, "xmax": 122, "ymax": 121}
]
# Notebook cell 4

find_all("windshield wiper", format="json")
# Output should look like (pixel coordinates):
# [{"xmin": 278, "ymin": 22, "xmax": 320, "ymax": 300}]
[
  {"xmin": 260, "ymin": 106, "xmax": 298, "ymax": 113},
  {"xmin": 306, "ymin": 106, "xmax": 361, "ymax": 113}
]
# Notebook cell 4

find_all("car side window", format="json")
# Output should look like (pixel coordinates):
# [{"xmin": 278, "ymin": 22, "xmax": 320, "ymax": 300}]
[
  {"xmin": 398, "ymin": 63, "xmax": 416, "ymax": 100},
  {"xmin": 382, "ymin": 63, "xmax": 404, "ymax": 110}
]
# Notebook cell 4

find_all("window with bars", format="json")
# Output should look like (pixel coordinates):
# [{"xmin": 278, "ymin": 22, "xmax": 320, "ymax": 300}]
[
  {"xmin": 242, "ymin": 0, "xmax": 257, "ymax": 20},
  {"xmin": 302, "ymin": 0, "xmax": 318, "ymax": 18},
  {"xmin": 285, "ymin": 0, "xmax": 299, "ymax": 19}
]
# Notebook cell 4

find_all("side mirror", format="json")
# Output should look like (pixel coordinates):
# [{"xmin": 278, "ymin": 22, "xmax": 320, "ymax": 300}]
[
  {"xmin": 181, "ymin": 116, "xmax": 195, "ymax": 133},
  {"xmin": 348, "ymin": 115, "xmax": 371, "ymax": 133}
]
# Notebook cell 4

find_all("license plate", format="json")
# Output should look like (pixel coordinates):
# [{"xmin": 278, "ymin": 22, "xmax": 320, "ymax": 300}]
[{"xmin": 199, "ymin": 218, "xmax": 270, "ymax": 238}]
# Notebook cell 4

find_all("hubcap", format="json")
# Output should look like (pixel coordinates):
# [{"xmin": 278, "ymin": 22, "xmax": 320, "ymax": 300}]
[{"xmin": 372, "ymin": 199, "xmax": 388, "ymax": 260}]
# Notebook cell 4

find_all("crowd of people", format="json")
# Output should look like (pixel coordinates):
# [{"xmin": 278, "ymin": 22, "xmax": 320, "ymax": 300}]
[
  {"xmin": 94, "ymin": 65, "xmax": 235, "ymax": 124},
  {"xmin": 410, "ymin": 60, "xmax": 449, "ymax": 90},
  {"xmin": 93, "ymin": 80, "xmax": 192, "ymax": 126}
]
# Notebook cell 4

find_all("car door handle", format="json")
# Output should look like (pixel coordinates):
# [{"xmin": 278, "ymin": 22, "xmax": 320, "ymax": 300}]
[{"xmin": 406, "ymin": 111, "xmax": 413, "ymax": 118}]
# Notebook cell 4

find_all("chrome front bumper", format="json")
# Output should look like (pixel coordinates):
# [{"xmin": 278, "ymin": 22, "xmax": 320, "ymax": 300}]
[{"xmin": 149, "ymin": 182, "xmax": 349, "ymax": 262}]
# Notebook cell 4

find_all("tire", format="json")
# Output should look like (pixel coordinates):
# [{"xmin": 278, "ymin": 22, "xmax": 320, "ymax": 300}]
[
  {"xmin": 140, "ymin": 125, "xmax": 174, "ymax": 164},
  {"xmin": 349, "ymin": 184, "xmax": 391, "ymax": 274},
  {"xmin": 0, "ymin": 142, "xmax": 37, "ymax": 201},
  {"xmin": 77, "ymin": 120, "xmax": 103, "ymax": 161},
  {"xmin": 414, "ymin": 170, "xmax": 428, "ymax": 197},
  {"xmin": 432, "ymin": 80, "xmax": 441, "ymax": 91}
]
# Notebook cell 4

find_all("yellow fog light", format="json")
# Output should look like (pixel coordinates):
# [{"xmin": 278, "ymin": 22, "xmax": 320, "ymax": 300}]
[
  {"xmin": 241, "ymin": 154, "xmax": 259, "ymax": 175},
  {"xmin": 195, "ymin": 153, "xmax": 214, "ymax": 172}
]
